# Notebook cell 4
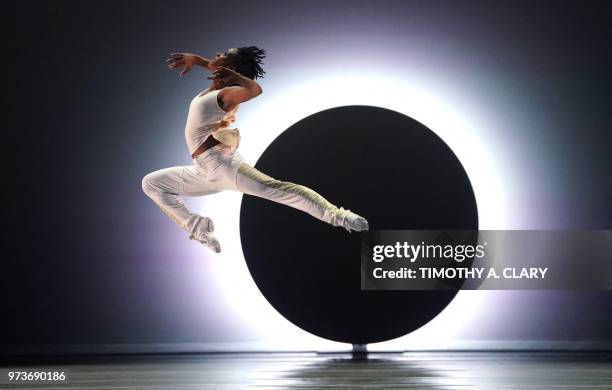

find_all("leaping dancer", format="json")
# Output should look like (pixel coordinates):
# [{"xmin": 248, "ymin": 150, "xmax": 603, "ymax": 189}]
[{"xmin": 142, "ymin": 46, "xmax": 369, "ymax": 253}]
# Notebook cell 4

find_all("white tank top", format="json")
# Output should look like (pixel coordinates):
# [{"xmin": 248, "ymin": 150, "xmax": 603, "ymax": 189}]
[{"xmin": 184, "ymin": 88, "xmax": 241, "ymax": 155}]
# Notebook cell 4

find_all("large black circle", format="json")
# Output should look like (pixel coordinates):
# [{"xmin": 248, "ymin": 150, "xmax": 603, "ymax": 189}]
[{"xmin": 239, "ymin": 106, "xmax": 478, "ymax": 344}]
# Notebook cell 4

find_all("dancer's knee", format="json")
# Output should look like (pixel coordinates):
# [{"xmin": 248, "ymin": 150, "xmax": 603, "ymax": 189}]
[{"xmin": 141, "ymin": 172, "xmax": 158, "ymax": 196}]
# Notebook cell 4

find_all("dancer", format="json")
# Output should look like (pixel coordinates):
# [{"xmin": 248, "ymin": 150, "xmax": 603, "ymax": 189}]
[{"xmin": 142, "ymin": 46, "xmax": 369, "ymax": 253}]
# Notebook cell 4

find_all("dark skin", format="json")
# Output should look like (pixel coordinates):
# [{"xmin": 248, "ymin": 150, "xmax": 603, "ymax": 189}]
[{"xmin": 166, "ymin": 49, "xmax": 263, "ymax": 111}]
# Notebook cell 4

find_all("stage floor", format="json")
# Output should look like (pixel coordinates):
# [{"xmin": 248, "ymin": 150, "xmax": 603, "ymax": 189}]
[{"xmin": 1, "ymin": 352, "xmax": 611, "ymax": 389}]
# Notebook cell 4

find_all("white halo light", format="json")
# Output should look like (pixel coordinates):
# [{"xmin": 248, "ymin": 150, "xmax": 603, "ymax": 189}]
[{"xmin": 193, "ymin": 73, "xmax": 509, "ymax": 351}]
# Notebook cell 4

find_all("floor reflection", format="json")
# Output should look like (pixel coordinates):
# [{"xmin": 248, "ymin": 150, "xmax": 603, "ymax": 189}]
[
  {"xmin": 250, "ymin": 353, "xmax": 476, "ymax": 389},
  {"xmin": 1, "ymin": 351, "xmax": 610, "ymax": 389},
  {"xmin": 248, "ymin": 352, "xmax": 612, "ymax": 390}
]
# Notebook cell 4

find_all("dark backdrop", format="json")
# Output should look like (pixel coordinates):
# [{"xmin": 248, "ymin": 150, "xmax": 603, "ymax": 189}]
[{"xmin": 4, "ymin": 0, "xmax": 611, "ymax": 352}]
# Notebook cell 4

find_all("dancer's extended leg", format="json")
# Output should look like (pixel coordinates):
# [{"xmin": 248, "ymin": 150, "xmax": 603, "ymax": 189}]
[
  {"xmin": 141, "ymin": 165, "xmax": 221, "ymax": 249},
  {"xmin": 234, "ymin": 161, "xmax": 368, "ymax": 232}
]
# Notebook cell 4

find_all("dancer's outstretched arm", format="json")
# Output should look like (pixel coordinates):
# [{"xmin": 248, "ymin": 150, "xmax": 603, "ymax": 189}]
[
  {"xmin": 166, "ymin": 52, "xmax": 262, "ymax": 109},
  {"xmin": 166, "ymin": 52, "xmax": 213, "ymax": 77}
]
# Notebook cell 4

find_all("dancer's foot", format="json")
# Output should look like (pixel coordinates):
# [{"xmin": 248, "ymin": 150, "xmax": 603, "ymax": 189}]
[
  {"xmin": 189, "ymin": 231, "xmax": 222, "ymax": 253},
  {"xmin": 198, "ymin": 216, "xmax": 215, "ymax": 234},
  {"xmin": 188, "ymin": 216, "xmax": 220, "ymax": 252},
  {"xmin": 186, "ymin": 215, "xmax": 215, "ymax": 235},
  {"xmin": 342, "ymin": 211, "xmax": 369, "ymax": 233}
]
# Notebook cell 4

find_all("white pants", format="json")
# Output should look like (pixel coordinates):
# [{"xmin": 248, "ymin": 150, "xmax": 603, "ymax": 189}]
[{"xmin": 142, "ymin": 144, "xmax": 351, "ymax": 237}]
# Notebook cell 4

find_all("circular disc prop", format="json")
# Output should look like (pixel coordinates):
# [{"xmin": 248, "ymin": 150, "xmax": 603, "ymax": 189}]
[{"xmin": 239, "ymin": 106, "xmax": 478, "ymax": 344}]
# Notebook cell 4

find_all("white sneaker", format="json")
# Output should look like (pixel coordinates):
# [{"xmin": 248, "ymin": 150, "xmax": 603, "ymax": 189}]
[
  {"xmin": 197, "ymin": 216, "xmax": 215, "ymax": 234},
  {"xmin": 188, "ymin": 216, "xmax": 221, "ymax": 253},
  {"xmin": 189, "ymin": 231, "xmax": 222, "ymax": 253},
  {"xmin": 342, "ymin": 211, "xmax": 369, "ymax": 233}
]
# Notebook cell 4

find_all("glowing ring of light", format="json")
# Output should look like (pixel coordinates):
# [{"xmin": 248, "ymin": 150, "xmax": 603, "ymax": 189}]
[{"xmin": 192, "ymin": 74, "xmax": 506, "ymax": 351}]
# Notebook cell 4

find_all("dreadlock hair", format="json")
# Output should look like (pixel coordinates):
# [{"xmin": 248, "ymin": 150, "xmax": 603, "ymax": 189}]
[{"xmin": 230, "ymin": 46, "xmax": 266, "ymax": 80}]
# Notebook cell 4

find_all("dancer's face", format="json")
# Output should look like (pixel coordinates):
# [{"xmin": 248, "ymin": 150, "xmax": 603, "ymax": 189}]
[{"xmin": 209, "ymin": 48, "xmax": 239, "ymax": 70}]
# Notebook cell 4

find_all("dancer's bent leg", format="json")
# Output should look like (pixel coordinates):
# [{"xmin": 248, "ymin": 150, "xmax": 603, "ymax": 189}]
[
  {"xmin": 141, "ymin": 165, "xmax": 220, "ymax": 236},
  {"xmin": 234, "ymin": 161, "xmax": 365, "ymax": 231}
]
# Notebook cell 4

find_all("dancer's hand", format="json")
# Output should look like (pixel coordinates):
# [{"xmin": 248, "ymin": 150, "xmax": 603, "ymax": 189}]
[
  {"xmin": 207, "ymin": 66, "xmax": 242, "ymax": 85},
  {"xmin": 166, "ymin": 53, "xmax": 205, "ymax": 77}
]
